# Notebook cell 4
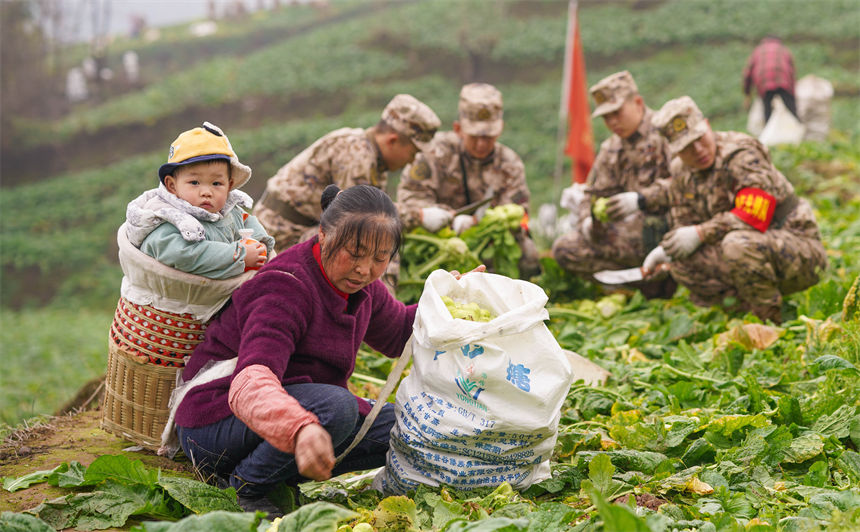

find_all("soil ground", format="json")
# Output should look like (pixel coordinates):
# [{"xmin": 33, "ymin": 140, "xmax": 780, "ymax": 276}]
[{"xmin": 0, "ymin": 409, "xmax": 195, "ymax": 531}]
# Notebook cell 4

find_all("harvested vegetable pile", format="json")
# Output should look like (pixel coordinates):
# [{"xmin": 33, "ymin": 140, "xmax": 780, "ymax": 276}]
[{"xmin": 398, "ymin": 205, "xmax": 527, "ymax": 303}]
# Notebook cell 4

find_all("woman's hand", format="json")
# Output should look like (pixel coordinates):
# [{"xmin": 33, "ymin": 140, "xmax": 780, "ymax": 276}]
[
  {"xmin": 293, "ymin": 423, "xmax": 335, "ymax": 481},
  {"xmin": 449, "ymin": 264, "xmax": 487, "ymax": 279}
]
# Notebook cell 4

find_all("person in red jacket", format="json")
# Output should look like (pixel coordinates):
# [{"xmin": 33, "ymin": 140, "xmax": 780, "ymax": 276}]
[{"xmin": 743, "ymin": 36, "xmax": 798, "ymax": 121}]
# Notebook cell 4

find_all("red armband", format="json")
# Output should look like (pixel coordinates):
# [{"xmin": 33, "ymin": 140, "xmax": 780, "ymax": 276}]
[{"xmin": 731, "ymin": 187, "xmax": 776, "ymax": 232}]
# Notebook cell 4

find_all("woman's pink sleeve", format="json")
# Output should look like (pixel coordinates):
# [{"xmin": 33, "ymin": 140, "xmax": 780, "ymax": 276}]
[{"xmin": 228, "ymin": 364, "xmax": 320, "ymax": 453}]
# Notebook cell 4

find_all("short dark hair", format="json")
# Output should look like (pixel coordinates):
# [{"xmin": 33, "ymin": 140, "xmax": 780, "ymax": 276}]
[
  {"xmin": 172, "ymin": 159, "xmax": 232, "ymax": 181},
  {"xmin": 374, "ymin": 119, "xmax": 412, "ymax": 146},
  {"xmin": 319, "ymin": 184, "xmax": 402, "ymax": 263}
]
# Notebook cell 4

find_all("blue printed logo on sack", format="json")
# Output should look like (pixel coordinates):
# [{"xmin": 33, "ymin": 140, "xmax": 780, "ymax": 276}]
[
  {"xmin": 455, "ymin": 370, "xmax": 488, "ymax": 412},
  {"xmin": 506, "ymin": 361, "xmax": 532, "ymax": 392},
  {"xmin": 461, "ymin": 344, "xmax": 484, "ymax": 358},
  {"xmin": 455, "ymin": 370, "xmax": 486, "ymax": 400}
]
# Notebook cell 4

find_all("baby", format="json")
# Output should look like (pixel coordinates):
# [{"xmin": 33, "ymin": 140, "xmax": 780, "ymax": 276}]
[{"xmin": 126, "ymin": 122, "xmax": 274, "ymax": 278}]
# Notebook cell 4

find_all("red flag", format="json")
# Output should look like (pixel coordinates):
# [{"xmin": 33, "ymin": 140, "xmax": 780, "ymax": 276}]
[{"xmin": 561, "ymin": 2, "xmax": 594, "ymax": 184}]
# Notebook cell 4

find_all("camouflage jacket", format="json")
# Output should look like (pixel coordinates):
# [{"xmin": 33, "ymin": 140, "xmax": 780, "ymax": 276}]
[
  {"xmin": 648, "ymin": 131, "xmax": 821, "ymax": 243},
  {"xmin": 397, "ymin": 131, "xmax": 529, "ymax": 229},
  {"xmin": 252, "ymin": 127, "xmax": 388, "ymax": 250},
  {"xmin": 580, "ymin": 107, "xmax": 672, "ymax": 224}
]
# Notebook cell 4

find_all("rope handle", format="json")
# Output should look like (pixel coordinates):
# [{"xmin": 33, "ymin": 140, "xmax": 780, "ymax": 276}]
[{"xmin": 335, "ymin": 335, "xmax": 414, "ymax": 465}]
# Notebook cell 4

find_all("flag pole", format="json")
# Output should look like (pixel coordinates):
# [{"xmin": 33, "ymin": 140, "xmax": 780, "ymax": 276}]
[{"xmin": 553, "ymin": 0, "xmax": 577, "ymax": 196}]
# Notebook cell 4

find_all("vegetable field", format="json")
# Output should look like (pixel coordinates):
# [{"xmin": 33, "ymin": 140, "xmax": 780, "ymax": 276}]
[{"xmin": 2, "ymin": 0, "xmax": 859, "ymax": 530}]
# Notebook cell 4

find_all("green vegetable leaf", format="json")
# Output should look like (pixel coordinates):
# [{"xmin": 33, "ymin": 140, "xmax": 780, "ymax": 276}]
[
  {"xmin": 523, "ymin": 502, "xmax": 580, "ymax": 532},
  {"xmin": 373, "ymin": 495, "xmax": 418, "ymax": 531},
  {"xmin": 704, "ymin": 414, "xmax": 768, "ymax": 448},
  {"xmin": 586, "ymin": 454, "xmax": 628, "ymax": 500},
  {"xmin": 813, "ymin": 355, "xmax": 859, "ymax": 373},
  {"xmin": 579, "ymin": 450, "xmax": 670, "ymax": 475},
  {"xmin": 419, "ymin": 491, "xmax": 467, "ymax": 530},
  {"xmin": 52, "ymin": 461, "xmax": 87, "ymax": 488},
  {"xmin": 811, "ymin": 405, "xmax": 858, "ymax": 438},
  {"xmin": 34, "ymin": 489, "xmax": 145, "ymax": 530},
  {"xmin": 158, "ymin": 475, "xmax": 242, "ymax": 514},
  {"xmin": 277, "ymin": 502, "xmax": 357, "ymax": 532},
  {"xmin": 581, "ymin": 480, "xmax": 651, "ymax": 532},
  {"xmin": 3, "ymin": 463, "xmax": 67, "ymax": 492},
  {"xmin": 835, "ymin": 450, "xmax": 860, "ymax": 483},
  {"xmin": 782, "ymin": 433, "xmax": 825, "ymax": 464},
  {"xmin": 681, "ymin": 439, "xmax": 716, "ymax": 467},
  {"xmin": 0, "ymin": 511, "xmax": 55, "ymax": 532},
  {"xmin": 803, "ymin": 460, "xmax": 830, "ymax": 487},
  {"xmin": 83, "ymin": 454, "xmax": 159, "ymax": 487},
  {"xmin": 441, "ymin": 517, "xmax": 530, "ymax": 531},
  {"xmin": 131, "ymin": 510, "xmax": 262, "ymax": 531},
  {"xmin": 774, "ymin": 395, "xmax": 803, "ymax": 426}
]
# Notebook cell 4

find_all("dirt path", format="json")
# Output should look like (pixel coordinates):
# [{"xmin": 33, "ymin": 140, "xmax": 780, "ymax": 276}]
[{"xmin": 0, "ymin": 409, "xmax": 194, "ymax": 530}]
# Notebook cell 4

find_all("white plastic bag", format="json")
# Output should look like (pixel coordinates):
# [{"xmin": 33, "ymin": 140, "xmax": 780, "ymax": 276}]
[
  {"xmin": 374, "ymin": 270, "xmax": 574, "ymax": 495},
  {"xmin": 746, "ymin": 96, "xmax": 765, "ymax": 137},
  {"xmin": 759, "ymin": 96, "xmax": 805, "ymax": 147},
  {"xmin": 796, "ymin": 74, "xmax": 833, "ymax": 142}
]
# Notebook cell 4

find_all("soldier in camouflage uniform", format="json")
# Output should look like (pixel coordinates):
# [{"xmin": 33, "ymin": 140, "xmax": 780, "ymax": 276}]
[
  {"xmin": 397, "ymin": 83, "xmax": 539, "ymax": 277},
  {"xmin": 253, "ymin": 94, "xmax": 440, "ymax": 251},
  {"xmin": 551, "ymin": 71, "xmax": 675, "ymax": 297},
  {"xmin": 640, "ymin": 96, "xmax": 826, "ymax": 323}
]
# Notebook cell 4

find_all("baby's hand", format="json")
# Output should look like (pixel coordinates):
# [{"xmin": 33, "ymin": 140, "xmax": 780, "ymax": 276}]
[{"xmin": 242, "ymin": 240, "xmax": 267, "ymax": 270}]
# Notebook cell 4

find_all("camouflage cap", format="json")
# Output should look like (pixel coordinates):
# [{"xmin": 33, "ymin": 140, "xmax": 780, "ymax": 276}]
[
  {"xmin": 652, "ymin": 96, "xmax": 710, "ymax": 156},
  {"xmin": 458, "ymin": 83, "xmax": 504, "ymax": 137},
  {"xmin": 381, "ymin": 94, "xmax": 441, "ymax": 151},
  {"xmin": 158, "ymin": 121, "xmax": 251, "ymax": 189},
  {"xmin": 590, "ymin": 71, "xmax": 639, "ymax": 118}
]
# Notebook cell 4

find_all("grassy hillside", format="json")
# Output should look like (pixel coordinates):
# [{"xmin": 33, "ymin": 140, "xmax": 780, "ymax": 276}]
[{"xmin": 3, "ymin": 0, "xmax": 858, "ymax": 309}]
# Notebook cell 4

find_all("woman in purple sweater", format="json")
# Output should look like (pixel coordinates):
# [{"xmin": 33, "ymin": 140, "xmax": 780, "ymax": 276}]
[{"xmin": 174, "ymin": 184, "xmax": 416, "ymax": 516}]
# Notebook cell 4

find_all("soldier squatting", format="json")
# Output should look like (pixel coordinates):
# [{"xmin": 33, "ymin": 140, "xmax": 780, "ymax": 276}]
[{"xmin": 255, "ymin": 76, "xmax": 826, "ymax": 324}]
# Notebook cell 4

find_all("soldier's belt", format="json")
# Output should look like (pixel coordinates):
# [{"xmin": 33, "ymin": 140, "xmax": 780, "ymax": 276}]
[
  {"xmin": 259, "ymin": 190, "xmax": 317, "ymax": 227},
  {"xmin": 772, "ymin": 193, "xmax": 799, "ymax": 229}
]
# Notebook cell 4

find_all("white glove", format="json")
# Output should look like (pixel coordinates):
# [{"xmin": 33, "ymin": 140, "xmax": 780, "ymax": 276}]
[
  {"xmin": 580, "ymin": 216, "xmax": 593, "ymax": 241},
  {"xmin": 421, "ymin": 207, "xmax": 453, "ymax": 232},
  {"xmin": 560, "ymin": 183, "xmax": 587, "ymax": 212},
  {"xmin": 452, "ymin": 214, "xmax": 477, "ymax": 234},
  {"xmin": 643, "ymin": 245, "xmax": 671, "ymax": 275},
  {"xmin": 662, "ymin": 225, "xmax": 702, "ymax": 259},
  {"xmin": 605, "ymin": 191, "xmax": 641, "ymax": 220}
]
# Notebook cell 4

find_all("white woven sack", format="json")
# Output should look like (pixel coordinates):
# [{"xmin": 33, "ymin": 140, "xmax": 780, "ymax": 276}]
[
  {"xmin": 374, "ymin": 270, "xmax": 573, "ymax": 495},
  {"xmin": 746, "ymin": 96, "xmax": 765, "ymax": 137},
  {"xmin": 759, "ymin": 96, "xmax": 805, "ymax": 147},
  {"xmin": 796, "ymin": 74, "xmax": 833, "ymax": 142}
]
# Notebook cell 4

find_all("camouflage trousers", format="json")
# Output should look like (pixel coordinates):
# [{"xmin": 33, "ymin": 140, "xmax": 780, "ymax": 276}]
[
  {"xmin": 516, "ymin": 231, "xmax": 541, "ymax": 279},
  {"xmin": 551, "ymin": 213, "xmax": 666, "ymax": 276},
  {"xmin": 671, "ymin": 228, "xmax": 827, "ymax": 322}
]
